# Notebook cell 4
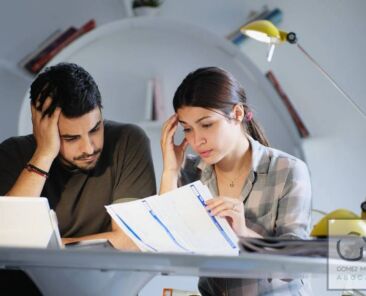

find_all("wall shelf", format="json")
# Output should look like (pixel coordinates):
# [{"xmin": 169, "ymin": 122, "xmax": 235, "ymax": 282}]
[{"xmin": 18, "ymin": 17, "xmax": 303, "ymax": 180}]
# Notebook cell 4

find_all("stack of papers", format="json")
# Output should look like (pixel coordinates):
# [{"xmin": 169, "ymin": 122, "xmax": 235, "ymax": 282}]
[{"xmin": 106, "ymin": 181, "xmax": 239, "ymax": 256}]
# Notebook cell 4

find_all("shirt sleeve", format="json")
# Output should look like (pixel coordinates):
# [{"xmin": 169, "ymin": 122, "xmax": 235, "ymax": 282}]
[
  {"xmin": 275, "ymin": 158, "xmax": 312, "ymax": 239},
  {"xmin": 178, "ymin": 154, "xmax": 201, "ymax": 187},
  {"xmin": 0, "ymin": 138, "xmax": 28, "ymax": 195},
  {"xmin": 112, "ymin": 125, "xmax": 157, "ymax": 203}
]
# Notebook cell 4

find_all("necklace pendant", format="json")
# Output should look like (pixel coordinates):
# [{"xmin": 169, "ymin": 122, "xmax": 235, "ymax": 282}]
[{"xmin": 229, "ymin": 181, "xmax": 234, "ymax": 188}]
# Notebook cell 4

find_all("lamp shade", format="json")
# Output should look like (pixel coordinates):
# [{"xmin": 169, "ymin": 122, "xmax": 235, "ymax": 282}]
[{"xmin": 240, "ymin": 20, "xmax": 288, "ymax": 44}]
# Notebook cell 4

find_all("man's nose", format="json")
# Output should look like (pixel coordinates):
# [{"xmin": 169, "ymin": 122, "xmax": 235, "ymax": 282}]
[{"xmin": 80, "ymin": 137, "xmax": 94, "ymax": 155}]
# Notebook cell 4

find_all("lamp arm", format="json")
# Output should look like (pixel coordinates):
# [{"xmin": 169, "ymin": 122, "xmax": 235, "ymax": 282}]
[{"xmin": 296, "ymin": 43, "xmax": 366, "ymax": 119}]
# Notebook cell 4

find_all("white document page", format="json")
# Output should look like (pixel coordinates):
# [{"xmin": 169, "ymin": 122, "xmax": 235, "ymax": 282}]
[
  {"xmin": 106, "ymin": 196, "xmax": 189, "ymax": 253},
  {"xmin": 106, "ymin": 181, "xmax": 239, "ymax": 256}
]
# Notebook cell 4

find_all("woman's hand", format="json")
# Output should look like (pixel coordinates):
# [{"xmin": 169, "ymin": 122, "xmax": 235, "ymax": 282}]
[
  {"xmin": 205, "ymin": 197, "xmax": 248, "ymax": 237},
  {"xmin": 160, "ymin": 114, "xmax": 188, "ymax": 174}
]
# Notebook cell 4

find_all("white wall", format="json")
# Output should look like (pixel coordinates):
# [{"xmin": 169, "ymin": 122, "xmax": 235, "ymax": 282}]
[
  {"xmin": 1, "ymin": 0, "xmax": 364, "ymax": 214},
  {"xmin": 0, "ymin": 0, "xmax": 128, "ymax": 140},
  {"xmin": 0, "ymin": 0, "xmax": 127, "ymax": 63},
  {"xmin": 239, "ymin": 0, "xmax": 366, "ymax": 214},
  {"xmin": 158, "ymin": 0, "xmax": 366, "ymax": 214}
]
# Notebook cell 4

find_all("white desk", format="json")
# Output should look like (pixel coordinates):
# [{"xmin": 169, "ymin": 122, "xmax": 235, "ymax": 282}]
[{"xmin": 0, "ymin": 247, "xmax": 327, "ymax": 296}]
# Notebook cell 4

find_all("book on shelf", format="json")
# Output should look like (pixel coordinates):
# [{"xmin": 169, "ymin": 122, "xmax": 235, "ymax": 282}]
[
  {"xmin": 266, "ymin": 71, "xmax": 310, "ymax": 138},
  {"xmin": 24, "ymin": 26, "xmax": 78, "ymax": 74},
  {"xmin": 226, "ymin": 7, "xmax": 283, "ymax": 45},
  {"xmin": 144, "ymin": 77, "xmax": 164, "ymax": 122},
  {"xmin": 152, "ymin": 77, "xmax": 165, "ymax": 121},
  {"xmin": 20, "ymin": 19, "xmax": 96, "ymax": 75},
  {"xmin": 105, "ymin": 181, "xmax": 239, "ymax": 256},
  {"xmin": 145, "ymin": 78, "xmax": 154, "ymax": 121},
  {"xmin": 162, "ymin": 288, "xmax": 201, "ymax": 296},
  {"xmin": 18, "ymin": 29, "xmax": 63, "ymax": 69}
]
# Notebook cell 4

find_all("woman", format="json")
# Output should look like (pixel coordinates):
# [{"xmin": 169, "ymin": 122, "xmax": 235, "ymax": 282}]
[{"xmin": 160, "ymin": 67, "xmax": 312, "ymax": 295}]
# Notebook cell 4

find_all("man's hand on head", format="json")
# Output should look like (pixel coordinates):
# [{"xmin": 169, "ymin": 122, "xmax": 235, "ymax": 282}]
[{"xmin": 31, "ymin": 96, "xmax": 61, "ymax": 163}]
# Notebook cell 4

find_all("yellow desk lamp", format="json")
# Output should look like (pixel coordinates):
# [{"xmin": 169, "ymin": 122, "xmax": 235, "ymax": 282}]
[
  {"xmin": 240, "ymin": 20, "xmax": 366, "ymax": 120},
  {"xmin": 240, "ymin": 20, "xmax": 366, "ymax": 237}
]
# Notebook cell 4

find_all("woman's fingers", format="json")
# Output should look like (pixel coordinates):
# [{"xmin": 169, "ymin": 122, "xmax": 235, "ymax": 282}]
[
  {"xmin": 206, "ymin": 197, "xmax": 247, "ymax": 237},
  {"xmin": 178, "ymin": 138, "xmax": 188, "ymax": 151},
  {"xmin": 161, "ymin": 114, "xmax": 178, "ymax": 146},
  {"xmin": 205, "ymin": 197, "xmax": 242, "ymax": 216},
  {"xmin": 166, "ymin": 123, "xmax": 178, "ymax": 145},
  {"xmin": 208, "ymin": 202, "xmax": 238, "ymax": 216},
  {"xmin": 162, "ymin": 114, "xmax": 177, "ymax": 134}
]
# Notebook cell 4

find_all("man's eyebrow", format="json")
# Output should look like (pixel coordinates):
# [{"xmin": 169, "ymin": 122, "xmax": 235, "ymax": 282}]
[
  {"xmin": 89, "ymin": 120, "xmax": 102, "ymax": 132},
  {"xmin": 60, "ymin": 134, "xmax": 79, "ymax": 139},
  {"xmin": 60, "ymin": 120, "xmax": 102, "ymax": 138},
  {"xmin": 178, "ymin": 116, "xmax": 212, "ymax": 124}
]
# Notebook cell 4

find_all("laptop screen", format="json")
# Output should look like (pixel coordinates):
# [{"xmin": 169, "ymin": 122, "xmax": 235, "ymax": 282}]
[{"xmin": 0, "ymin": 197, "xmax": 63, "ymax": 249}]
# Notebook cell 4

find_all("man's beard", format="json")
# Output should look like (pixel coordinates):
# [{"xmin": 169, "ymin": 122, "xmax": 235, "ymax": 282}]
[{"xmin": 58, "ymin": 149, "xmax": 102, "ymax": 173}]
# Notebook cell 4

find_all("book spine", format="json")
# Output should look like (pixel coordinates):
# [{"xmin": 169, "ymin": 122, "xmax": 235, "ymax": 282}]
[
  {"xmin": 26, "ymin": 19, "xmax": 96, "ymax": 74},
  {"xmin": 162, "ymin": 288, "xmax": 173, "ymax": 296},
  {"xmin": 162, "ymin": 288, "xmax": 201, "ymax": 296},
  {"xmin": 24, "ymin": 27, "xmax": 78, "ymax": 73},
  {"xmin": 145, "ymin": 79, "xmax": 154, "ymax": 121},
  {"xmin": 152, "ymin": 77, "xmax": 164, "ymax": 121},
  {"xmin": 266, "ymin": 71, "xmax": 310, "ymax": 138},
  {"xmin": 18, "ymin": 29, "xmax": 63, "ymax": 68}
]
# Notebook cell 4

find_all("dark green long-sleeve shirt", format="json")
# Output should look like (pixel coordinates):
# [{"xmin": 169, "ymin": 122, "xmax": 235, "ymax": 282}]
[{"xmin": 0, "ymin": 120, "xmax": 156, "ymax": 237}]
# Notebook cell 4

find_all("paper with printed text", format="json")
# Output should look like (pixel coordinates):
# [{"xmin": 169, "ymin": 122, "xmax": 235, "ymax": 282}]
[{"xmin": 106, "ymin": 181, "xmax": 239, "ymax": 256}]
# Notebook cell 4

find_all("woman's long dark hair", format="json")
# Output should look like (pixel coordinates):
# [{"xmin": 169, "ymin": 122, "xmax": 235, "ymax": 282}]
[{"xmin": 173, "ymin": 67, "xmax": 269, "ymax": 146}]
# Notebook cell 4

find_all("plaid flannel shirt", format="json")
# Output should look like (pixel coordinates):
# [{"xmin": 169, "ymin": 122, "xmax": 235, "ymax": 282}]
[{"xmin": 179, "ymin": 137, "xmax": 312, "ymax": 296}]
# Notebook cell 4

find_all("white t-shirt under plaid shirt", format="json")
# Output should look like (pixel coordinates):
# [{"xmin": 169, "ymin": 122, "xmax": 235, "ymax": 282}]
[{"xmin": 179, "ymin": 136, "xmax": 312, "ymax": 296}]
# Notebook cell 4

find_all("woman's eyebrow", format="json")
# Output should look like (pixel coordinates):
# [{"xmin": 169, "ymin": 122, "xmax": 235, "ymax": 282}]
[{"xmin": 178, "ymin": 116, "xmax": 212, "ymax": 124}]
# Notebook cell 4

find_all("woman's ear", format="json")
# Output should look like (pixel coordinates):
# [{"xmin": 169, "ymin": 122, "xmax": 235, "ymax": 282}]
[{"xmin": 232, "ymin": 104, "xmax": 245, "ymax": 122}]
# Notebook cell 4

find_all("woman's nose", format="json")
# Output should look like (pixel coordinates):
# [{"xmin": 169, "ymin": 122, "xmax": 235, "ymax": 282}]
[{"xmin": 193, "ymin": 132, "xmax": 206, "ymax": 147}]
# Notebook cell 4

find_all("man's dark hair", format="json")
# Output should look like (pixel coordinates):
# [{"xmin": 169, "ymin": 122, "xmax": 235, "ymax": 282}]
[{"xmin": 30, "ymin": 63, "xmax": 102, "ymax": 118}]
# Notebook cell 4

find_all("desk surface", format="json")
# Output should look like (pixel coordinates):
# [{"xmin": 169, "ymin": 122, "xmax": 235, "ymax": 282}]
[
  {"xmin": 0, "ymin": 247, "xmax": 329, "ymax": 295},
  {"xmin": 0, "ymin": 247, "xmax": 326, "ymax": 279}
]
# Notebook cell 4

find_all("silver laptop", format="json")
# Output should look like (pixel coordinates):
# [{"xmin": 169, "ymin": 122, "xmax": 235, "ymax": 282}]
[{"xmin": 0, "ymin": 197, "xmax": 63, "ymax": 249}]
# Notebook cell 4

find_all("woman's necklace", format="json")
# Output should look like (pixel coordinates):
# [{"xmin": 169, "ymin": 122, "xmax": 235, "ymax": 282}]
[
  {"xmin": 214, "ymin": 158, "xmax": 249, "ymax": 188},
  {"xmin": 215, "ymin": 167, "xmax": 247, "ymax": 187}
]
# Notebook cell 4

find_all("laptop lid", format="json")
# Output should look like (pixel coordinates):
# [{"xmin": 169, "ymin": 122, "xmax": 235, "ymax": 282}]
[{"xmin": 0, "ymin": 197, "xmax": 63, "ymax": 249}]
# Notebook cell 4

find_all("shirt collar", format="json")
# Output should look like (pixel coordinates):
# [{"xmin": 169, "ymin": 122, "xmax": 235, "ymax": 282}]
[{"xmin": 248, "ymin": 136, "xmax": 271, "ymax": 174}]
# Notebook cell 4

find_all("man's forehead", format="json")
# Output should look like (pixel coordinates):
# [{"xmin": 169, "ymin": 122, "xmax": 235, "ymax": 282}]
[{"xmin": 58, "ymin": 108, "xmax": 102, "ymax": 134}]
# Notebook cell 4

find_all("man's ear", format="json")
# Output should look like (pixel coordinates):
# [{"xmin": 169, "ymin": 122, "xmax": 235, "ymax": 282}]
[{"xmin": 232, "ymin": 104, "xmax": 245, "ymax": 122}]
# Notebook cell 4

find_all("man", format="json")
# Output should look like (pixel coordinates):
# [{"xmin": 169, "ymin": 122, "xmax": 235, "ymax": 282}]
[{"xmin": 0, "ymin": 62, "xmax": 156, "ymax": 247}]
